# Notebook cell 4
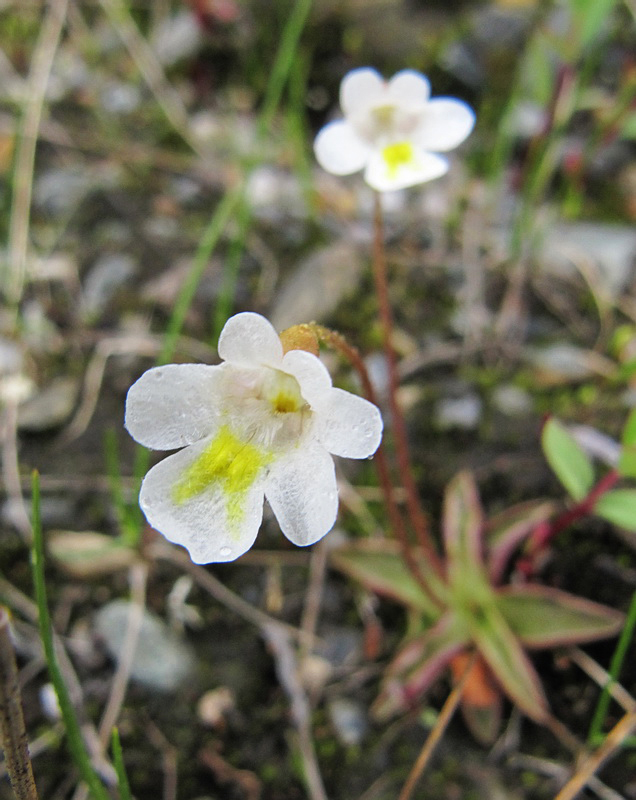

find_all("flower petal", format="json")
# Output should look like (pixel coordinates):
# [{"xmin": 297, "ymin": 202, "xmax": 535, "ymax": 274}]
[
  {"xmin": 139, "ymin": 437, "xmax": 266, "ymax": 563},
  {"xmin": 387, "ymin": 69, "xmax": 431, "ymax": 107},
  {"xmin": 314, "ymin": 387, "xmax": 383, "ymax": 458},
  {"xmin": 125, "ymin": 364, "xmax": 223, "ymax": 450},
  {"xmin": 218, "ymin": 312, "xmax": 283, "ymax": 367},
  {"xmin": 415, "ymin": 98, "xmax": 475, "ymax": 152},
  {"xmin": 364, "ymin": 148, "xmax": 448, "ymax": 192},
  {"xmin": 281, "ymin": 349, "xmax": 332, "ymax": 407},
  {"xmin": 314, "ymin": 120, "xmax": 371, "ymax": 176},
  {"xmin": 340, "ymin": 67, "xmax": 384, "ymax": 116},
  {"xmin": 265, "ymin": 444, "xmax": 338, "ymax": 547}
]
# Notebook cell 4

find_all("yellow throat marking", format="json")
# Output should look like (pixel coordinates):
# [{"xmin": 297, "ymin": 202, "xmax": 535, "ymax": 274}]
[
  {"xmin": 382, "ymin": 141, "xmax": 415, "ymax": 177},
  {"xmin": 172, "ymin": 426, "xmax": 273, "ymax": 525}
]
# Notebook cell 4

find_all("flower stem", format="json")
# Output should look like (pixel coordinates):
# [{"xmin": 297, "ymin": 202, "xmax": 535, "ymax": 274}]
[
  {"xmin": 309, "ymin": 324, "xmax": 443, "ymax": 606},
  {"xmin": 372, "ymin": 193, "xmax": 442, "ymax": 574}
]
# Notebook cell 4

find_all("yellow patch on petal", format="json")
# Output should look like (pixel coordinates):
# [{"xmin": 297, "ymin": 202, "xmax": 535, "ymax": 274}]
[
  {"xmin": 172, "ymin": 426, "xmax": 272, "ymax": 525},
  {"xmin": 263, "ymin": 371, "xmax": 305, "ymax": 416},
  {"xmin": 382, "ymin": 141, "xmax": 415, "ymax": 177}
]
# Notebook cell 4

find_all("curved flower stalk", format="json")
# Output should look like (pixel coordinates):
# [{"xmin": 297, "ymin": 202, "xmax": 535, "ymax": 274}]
[
  {"xmin": 125, "ymin": 313, "xmax": 383, "ymax": 563},
  {"xmin": 314, "ymin": 67, "xmax": 475, "ymax": 191}
]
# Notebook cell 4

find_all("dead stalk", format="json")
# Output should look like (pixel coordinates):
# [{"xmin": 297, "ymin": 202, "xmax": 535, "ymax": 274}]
[
  {"xmin": 6, "ymin": 0, "xmax": 69, "ymax": 308},
  {"xmin": 0, "ymin": 607, "xmax": 39, "ymax": 800},
  {"xmin": 554, "ymin": 711, "xmax": 636, "ymax": 800}
]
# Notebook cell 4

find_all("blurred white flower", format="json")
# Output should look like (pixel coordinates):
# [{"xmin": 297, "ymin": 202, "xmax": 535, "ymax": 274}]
[
  {"xmin": 125, "ymin": 313, "xmax": 382, "ymax": 563},
  {"xmin": 314, "ymin": 67, "xmax": 475, "ymax": 192}
]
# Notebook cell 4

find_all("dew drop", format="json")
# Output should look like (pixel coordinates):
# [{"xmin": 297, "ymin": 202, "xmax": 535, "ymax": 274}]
[{"xmin": 220, "ymin": 546, "xmax": 232, "ymax": 557}]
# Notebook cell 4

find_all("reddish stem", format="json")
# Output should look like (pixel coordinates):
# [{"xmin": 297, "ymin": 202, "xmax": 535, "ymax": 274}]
[
  {"xmin": 523, "ymin": 470, "xmax": 620, "ymax": 574},
  {"xmin": 372, "ymin": 193, "xmax": 443, "ymax": 575},
  {"xmin": 310, "ymin": 324, "xmax": 443, "ymax": 606}
]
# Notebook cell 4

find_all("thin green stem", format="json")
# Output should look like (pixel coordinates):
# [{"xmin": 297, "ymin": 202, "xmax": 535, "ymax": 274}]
[
  {"xmin": 257, "ymin": 0, "xmax": 314, "ymax": 136},
  {"xmin": 159, "ymin": 185, "xmax": 244, "ymax": 367},
  {"xmin": 587, "ymin": 588, "xmax": 636, "ymax": 745},
  {"xmin": 111, "ymin": 728, "xmax": 133, "ymax": 800},
  {"xmin": 212, "ymin": 194, "xmax": 252, "ymax": 344},
  {"xmin": 104, "ymin": 428, "xmax": 138, "ymax": 547},
  {"xmin": 30, "ymin": 472, "xmax": 110, "ymax": 800}
]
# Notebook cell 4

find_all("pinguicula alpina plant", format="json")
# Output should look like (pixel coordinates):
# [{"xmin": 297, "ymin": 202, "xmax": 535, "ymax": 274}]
[
  {"xmin": 314, "ymin": 67, "xmax": 475, "ymax": 191},
  {"xmin": 332, "ymin": 470, "xmax": 624, "ymax": 744},
  {"xmin": 125, "ymin": 312, "xmax": 383, "ymax": 563}
]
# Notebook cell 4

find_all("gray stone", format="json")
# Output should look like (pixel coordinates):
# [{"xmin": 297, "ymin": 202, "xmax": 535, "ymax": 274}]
[
  {"xmin": 17, "ymin": 377, "xmax": 79, "ymax": 431},
  {"xmin": 94, "ymin": 600, "xmax": 194, "ymax": 692}
]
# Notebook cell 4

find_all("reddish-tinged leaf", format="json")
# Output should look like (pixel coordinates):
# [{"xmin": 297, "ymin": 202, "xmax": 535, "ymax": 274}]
[
  {"xmin": 330, "ymin": 541, "xmax": 445, "ymax": 618},
  {"xmin": 496, "ymin": 585, "xmax": 624, "ymax": 648},
  {"xmin": 443, "ymin": 471, "xmax": 484, "ymax": 586},
  {"xmin": 468, "ymin": 601, "xmax": 548, "ymax": 723},
  {"xmin": 373, "ymin": 613, "xmax": 467, "ymax": 721},
  {"xmin": 542, "ymin": 418, "xmax": 595, "ymax": 501},
  {"xmin": 486, "ymin": 500, "xmax": 556, "ymax": 584}
]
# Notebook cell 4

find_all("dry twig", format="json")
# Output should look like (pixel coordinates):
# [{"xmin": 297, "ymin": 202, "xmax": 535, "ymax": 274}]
[{"xmin": 6, "ymin": 0, "xmax": 69, "ymax": 307}]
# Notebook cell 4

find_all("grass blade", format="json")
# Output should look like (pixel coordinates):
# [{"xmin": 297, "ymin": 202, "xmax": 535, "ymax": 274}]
[{"xmin": 30, "ymin": 472, "xmax": 110, "ymax": 800}]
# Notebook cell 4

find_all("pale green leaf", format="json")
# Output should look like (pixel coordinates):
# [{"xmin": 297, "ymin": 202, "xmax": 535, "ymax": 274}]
[
  {"xmin": 468, "ymin": 602, "xmax": 548, "ymax": 722},
  {"xmin": 618, "ymin": 409, "xmax": 636, "ymax": 478},
  {"xmin": 330, "ymin": 542, "xmax": 445, "ymax": 618},
  {"xmin": 542, "ymin": 418, "xmax": 595, "ymax": 501},
  {"xmin": 594, "ymin": 489, "xmax": 636, "ymax": 532},
  {"xmin": 571, "ymin": 0, "xmax": 619, "ymax": 49},
  {"xmin": 443, "ymin": 471, "xmax": 484, "ymax": 587},
  {"xmin": 497, "ymin": 585, "xmax": 623, "ymax": 648}
]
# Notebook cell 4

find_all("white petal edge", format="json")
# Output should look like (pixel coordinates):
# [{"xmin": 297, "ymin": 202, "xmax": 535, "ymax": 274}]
[
  {"xmin": 415, "ymin": 98, "xmax": 475, "ymax": 152},
  {"xmin": 387, "ymin": 70, "xmax": 431, "ymax": 107},
  {"xmin": 314, "ymin": 120, "xmax": 371, "ymax": 176},
  {"xmin": 364, "ymin": 149, "xmax": 449, "ymax": 192},
  {"xmin": 340, "ymin": 67, "xmax": 385, "ymax": 116},
  {"xmin": 139, "ymin": 439, "xmax": 265, "ymax": 563},
  {"xmin": 281, "ymin": 349, "xmax": 332, "ymax": 408},
  {"xmin": 218, "ymin": 312, "xmax": 283, "ymax": 368},
  {"xmin": 125, "ymin": 364, "xmax": 224, "ymax": 450},
  {"xmin": 265, "ymin": 444, "xmax": 338, "ymax": 547},
  {"xmin": 315, "ymin": 387, "xmax": 383, "ymax": 458}
]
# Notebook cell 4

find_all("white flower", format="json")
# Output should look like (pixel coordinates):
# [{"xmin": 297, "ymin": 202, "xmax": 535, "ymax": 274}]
[
  {"xmin": 125, "ymin": 313, "xmax": 383, "ymax": 564},
  {"xmin": 314, "ymin": 67, "xmax": 475, "ymax": 192}
]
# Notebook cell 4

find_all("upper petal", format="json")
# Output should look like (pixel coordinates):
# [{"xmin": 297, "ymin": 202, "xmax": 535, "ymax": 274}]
[
  {"xmin": 314, "ymin": 387, "xmax": 383, "ymax": 458},
  {"xmin": 125, "ymin": 364, "xmax": 223, "ymax": 450},
  {"xmin": 387, "ymin": 70, "xmax": 431, "ymax": 107},
  {"xmin": 314, "ymin": 120, "xmax": 372, "ymax": 176},
  {"xmin": 140, "ymin": 436, "xmax": 266, "ymax": 563},
  {"xmin": 281, "ymin": 349, "xmax": 332, "ymax": 408},
  {"xmin": 364, "ymin": 148, "xmax": 449, "ymax": 192},
  {"xmin": 340, "ymin": 67, "xmax": 385, "ymax": 116},
  {"xmin": 218, "ymin": 312, "xmax": 283, "ymax": 368},
  {"xmin": 265, "ymin": 443, "xmax": 338, "ymax": 547},
  {"xmin": 415, "ymin": 98, "xmax": 475, "ymax": 152}
]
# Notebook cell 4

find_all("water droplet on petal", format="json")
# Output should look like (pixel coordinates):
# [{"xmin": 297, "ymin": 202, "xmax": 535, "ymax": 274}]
[{"xmin": 220, "ymin": 546, "xmax": 232, "ymax": 557}]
